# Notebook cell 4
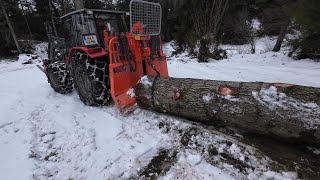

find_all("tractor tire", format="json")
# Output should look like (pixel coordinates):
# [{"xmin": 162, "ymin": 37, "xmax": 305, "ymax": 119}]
[
  {"xmin": 72, "ymin": 52, "xmax": 111, "ymax": 106},
  {"xmin": 47, "ymin": 62, "xmax": 73, "ymax": 94}
]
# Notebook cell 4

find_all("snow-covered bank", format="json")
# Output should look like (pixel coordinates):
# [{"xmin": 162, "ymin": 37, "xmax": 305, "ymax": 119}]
[
  {"xmin": 166, "ymin": 37, "xmax": 320, "ymax": 88},
  {"xmin": 0, "ymin": 41, "xmax": 319, "ymax": 179}
]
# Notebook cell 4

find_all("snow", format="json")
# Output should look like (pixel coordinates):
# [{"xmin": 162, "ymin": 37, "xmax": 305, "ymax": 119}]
[
  {"xmin": 248, "ymin": 171, "xmax": 298, "ymax": 180},
  {"xmin": 1, "ymin": 38, "xmax": 318, "ymax": 179},
  {"xmin": 126, "ymin": 88, "xmax": 136, "ymax": 98},
  {"xmin": 0, "ymin": 48, "xmax": 172, "ymax": 179},
  {"xmin": 162, "ymin": 152, "xmax": 236, "ymax": 180},
  {"xmin": 307, "ymin": 147, "xmax": 320, "ymax": 155},
  {"xmin": 168, "ymin": 37, "xmax": 320, "ymax": 88},
  {"xmin": 222, "ymin": 95, "xmax": 241, "ymax": 102},
  {"xmin": 202, "ymin": 94, "xmax": 213, "ymax": 103},
  {"xmin": 0, "ymin": 62, "xmax": 170, "ymax": 179},
  {"xmin": 228, "ymin": 144, "xmax": 245, "ymax": 162},
  {"xmin": 203, "ymin": 94, "xmax": 240, "ymax": 103},
  {"xmin": 252, "ymin": 86, "xmax": 320, "ymax": 129},
  {"xmin": 18, "ymin": 0, "xmax": 36, "ymax": 12},
  {"xmin": 139, "ymin": 75, "xmax": 153, "ymax": 86},
  {"xmin": 33, "ymin": 43, "xmax": 48, "ymax": 60},
  {"xmin": 251, "ymin": 18, "xmax": 261, "ymax": 31}
]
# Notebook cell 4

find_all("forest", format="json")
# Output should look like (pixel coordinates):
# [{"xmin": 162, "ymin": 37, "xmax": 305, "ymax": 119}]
[{"xmin": 0, "ymin": 0, "xmax": 319, "ymax": 61}]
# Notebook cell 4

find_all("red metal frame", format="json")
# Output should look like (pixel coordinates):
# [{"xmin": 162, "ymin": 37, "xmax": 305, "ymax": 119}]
[
  {"xmin": 66, "ymin": 47, "xmax": 108, "ymax": 65},
  {"xmin": 66, "ymin": 34, "xmax": 169, "ymax": 114},
  {"xmin": 109, "ymin": 33, "xmax": 168, "ymax": 114}
]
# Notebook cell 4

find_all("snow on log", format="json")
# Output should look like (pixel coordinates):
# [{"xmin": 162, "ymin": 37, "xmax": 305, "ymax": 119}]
[{"xmin": 136, "ymin": 76, "xmax": 320, "ymax": 146}]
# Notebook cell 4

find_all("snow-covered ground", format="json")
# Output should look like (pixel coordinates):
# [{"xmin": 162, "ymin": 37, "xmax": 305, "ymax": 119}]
[
  {"xmin": 0, "ymin": 39, "xmax": 319, "ymax": 179},
  {"xmin": 165, "ymin": 37, "xmax": 320, "ymax": 88}
]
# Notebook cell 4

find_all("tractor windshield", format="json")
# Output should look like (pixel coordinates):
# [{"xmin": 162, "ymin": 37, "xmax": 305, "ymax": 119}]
[
  {"xmin": 93, "ymin": 13, "xmax": 122, "ymax": 47},
  {"xmin": 62, "ymin": 10, "xmax": 126, "ymax": 49}
]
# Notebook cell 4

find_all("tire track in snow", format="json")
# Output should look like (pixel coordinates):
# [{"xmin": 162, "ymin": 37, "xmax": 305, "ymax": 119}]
[
  {"xmin": 0, "ymin": 65, "xmax": 36, "ymax": 75},
  {"xmin": 27, "ymin": 104, "xmax": 98, "ymax": 179},
  {"xmin": 0, "ymin": 122, "xmax": 14, "ymax": 129}
]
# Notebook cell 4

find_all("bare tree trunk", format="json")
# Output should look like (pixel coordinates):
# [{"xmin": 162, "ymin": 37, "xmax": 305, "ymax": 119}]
[
  {"xmin": 61, "ymin": 0, "xmax": 68, "ymax": 15},
  {"xmin": 48, "ymin": 0, "xmax": 58, "ymax": 36},
  {"xmin": 250, "ymin": 37, "xmax": 255, "ymax": 54},
  {"xmin": 1, "ymin": 1, "xmax": 21, "ymax": 54},
  {"xmin": 75, "ymin": 0, "xmax": 84, "ymax": 10},
  {"xmin": 136, "ymin": 76, "xmax": 320, "ymax": 146},
  {"xmin": 212, "ymin": 0, "xmax": 228, "ymax": 51},
  {"xmin": 23, "ymin": 15, "xmax": 33, "ymax": 38},
  {"xmin": 20, "ymin": 2, "xmax": 33, "ymax": 38},
  {"xmin": 272, "ymin": 19, "xmax": 290, "ymax": 52}
]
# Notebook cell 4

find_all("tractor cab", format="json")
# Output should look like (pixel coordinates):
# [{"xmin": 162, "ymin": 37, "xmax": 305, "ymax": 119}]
[
  {"xmin": 60, "ymin": 9, "xmax": 128, "ymax": 62},
  {"xmin": 46, "ymin": 9, "xmax": 127, "ymax": 65}
]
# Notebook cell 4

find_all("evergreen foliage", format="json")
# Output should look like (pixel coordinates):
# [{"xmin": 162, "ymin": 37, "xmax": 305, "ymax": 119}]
[
  {"xmin": 0, "ymin": 0, "xmax": 319, "ymax": 61},
  {"xmin": 166, "ymin": 0, "xmax": 197, "ymax": 54},
  {"xmin": 290, "ymin": 0, "xmax": 320, "ymax": 60}
]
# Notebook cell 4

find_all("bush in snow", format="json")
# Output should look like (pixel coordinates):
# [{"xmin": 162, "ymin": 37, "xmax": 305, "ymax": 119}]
[{"xmin": 288, "ymin": 0, "xmax": 320, "ymax": 60}]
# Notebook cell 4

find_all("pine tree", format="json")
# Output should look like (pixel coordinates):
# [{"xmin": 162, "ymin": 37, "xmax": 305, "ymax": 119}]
[
  {"xmin": 0, "ymin": 0, "xmax": 23, "ymax": 56},
  {"xmin": 115, "ymin": 0, "xmax": 131, "ymax": 11},
  {"xmin": 169, "ymin": 0, "xmax": 196, "ymax": 54},
  {"xmin": 291, "ymin": 0, "xmax": 320, "ymax": 59}
]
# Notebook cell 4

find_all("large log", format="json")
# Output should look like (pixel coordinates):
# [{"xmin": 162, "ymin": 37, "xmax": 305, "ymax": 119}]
[{"xmin": 136, "ymin": 76, "xmax": 320, "ymax": 146}]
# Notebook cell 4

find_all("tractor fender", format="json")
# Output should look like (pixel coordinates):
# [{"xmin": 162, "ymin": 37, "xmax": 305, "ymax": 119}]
[{"xmin": 67, "ymin": 47, "xmax": 108, "ymax": 65}]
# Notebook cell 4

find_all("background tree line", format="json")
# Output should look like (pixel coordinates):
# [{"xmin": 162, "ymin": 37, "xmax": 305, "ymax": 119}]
[{"xmin": 0, "ymin": 0, "xmax": 319, "ymax": 60}]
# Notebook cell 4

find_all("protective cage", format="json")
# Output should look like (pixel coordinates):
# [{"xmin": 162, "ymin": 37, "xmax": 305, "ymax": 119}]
[{"xmin": 130, "ymin": 0, "xmax": 162, "ymax": 36}]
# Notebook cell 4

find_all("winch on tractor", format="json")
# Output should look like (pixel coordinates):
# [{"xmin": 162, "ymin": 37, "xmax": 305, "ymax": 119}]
[{"xmin": 42, "ymin": 0, "xmax": 168, "ymax": 114}]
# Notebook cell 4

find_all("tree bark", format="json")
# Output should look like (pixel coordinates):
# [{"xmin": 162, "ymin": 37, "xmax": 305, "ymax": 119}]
[
  {"xmin": 1, "ymin": 1, "xmax": 21, "ymax": 54},
  {"xmin": 136, "ymin": 76, "xmax": 320, "ymax": 146},
  {"xmin": 75, "ymin": 0, "xmax": 84, "ymax": 10},
  {"xmin": 272, "ymin": 19, "xmax": 290, "ymax": 52},
  {"xmin": 48, "ymin": 0, "xmax": 58, "ymax": 36},
  {"xmin": 23, "ymin": 15, "xmax": 33, "ymax": 38}
]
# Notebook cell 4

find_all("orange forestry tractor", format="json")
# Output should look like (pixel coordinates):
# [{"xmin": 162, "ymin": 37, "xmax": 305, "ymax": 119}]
[{"xmin": 42, "ymin": 0, "xmax": 168, "ymax": 114}]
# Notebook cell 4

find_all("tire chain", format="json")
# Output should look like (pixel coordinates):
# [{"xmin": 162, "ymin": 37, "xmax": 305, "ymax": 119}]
[
  {"xmin": 76, "ymin": 52, "xmax": 111, "ymax": 105},
  {"xmin": 47, "ymin": 62, "xmax": 73, "ymax": 94}
]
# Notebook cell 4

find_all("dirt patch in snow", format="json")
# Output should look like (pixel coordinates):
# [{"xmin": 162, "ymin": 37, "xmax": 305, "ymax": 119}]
[
  {"xmin": 244, "ymin": 134, "xmax": 320, "ymax": 179},
  {"xmin": 136, "ymin": 149, "xmax": 178, "ymax": 179}
]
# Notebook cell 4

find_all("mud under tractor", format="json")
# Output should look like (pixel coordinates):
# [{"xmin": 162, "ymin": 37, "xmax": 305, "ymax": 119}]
[{"xmin": 43, "ymin": 0, "xmax": 168, "ymax": 114}]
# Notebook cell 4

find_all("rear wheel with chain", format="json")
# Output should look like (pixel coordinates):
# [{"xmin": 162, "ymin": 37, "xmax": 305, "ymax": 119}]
[{"xmin": 72, "ymin": 52, "xmax": 110, "ymax": 106}]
